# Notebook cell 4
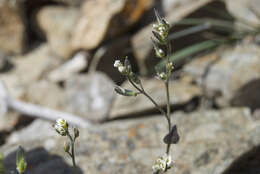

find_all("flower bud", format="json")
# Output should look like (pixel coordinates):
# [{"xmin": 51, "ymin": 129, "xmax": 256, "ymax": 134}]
[
  {"xmin": 167, "ymin": 62, "xmax": 174, "ymax": 72},
  {"xmin": 158, "ymin": 72, "xmax": 167, "ymax": 81},
  {"xmin": 114, "ymin": 86, "xmax": 139, "ymax": 97},
  {"xmin": 155, "ymin": 48, "xmax": 165, "ymax": 58},
  {"xmin": 74, "ymin": 127, "xmax": 79, "ymax": 139},
  {"xmin": 151, "ymin": 37, "xmax": 165, "ymax": 58},
  {"xmin": 16, "ymin": 146, "xmax": 27, "ymax": 174},
  {"xmin": 64, "ymin": 141, "xmax": 71, "ymax": 153},
  {"xmin": 153, "ymin": 9, "xmax": 170, "ymax": 44}
]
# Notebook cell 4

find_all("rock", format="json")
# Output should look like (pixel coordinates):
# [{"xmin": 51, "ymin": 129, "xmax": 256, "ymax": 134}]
[
  {"xmin": 184, "ymin": 43, "xmax": 260, "ymax": 109},
  {"xmin": 131, "ymin": 0, "xmax": 214, "ymax": 75},
  {"xmin": 250, "ymin": 0, "xmax": 260, "ymax": 17},
  {"xmin": 1, "ymin": 108, "xmax": 260, "ymax": 174},
  {"xmin": 225, "ymin": 0, "xmax": 260, "ymax": 29},
  {"xmin": 24, "ymin": 80, "xmax": 66, "ymax": 110},
  {"xmin": 47, "ymin": 51, "xmax": 89, "ymax": 82},
  {"xmin": 71, "ymin": 0, "xmax": 154, "ymax": 51},
  {"xmin": 0, "ymin": 1, "xmax": 25, "ymax": 54},
  {"xmin": 65, "ymin": 72, "xmax": 115, "ymax": 122},
  {"xmin": 7, "ymin": 119, "xmax": 56, "ymax": 144},
  {"xmin": 0, "ymin": 111, "xmax": 20, "ymax": 132},
  {"xmin": 0, "ymin": 44, "xmax": 62, "ymax": 98},
  {"xmin": 37, "ymin": 6, "xmax": 79, "ymax": 58},
  {"xmin": 109, "ymin": 76, "xmax": 202, "ymax": 119}
]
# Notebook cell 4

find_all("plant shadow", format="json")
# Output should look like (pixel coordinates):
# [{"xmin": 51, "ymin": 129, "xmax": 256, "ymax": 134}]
[
  {"xmin": 222, "ymin": 145, "xmax": 260, "ymax": 174},
  {"xmin": 3, "ymin": 147, "xmax": 83, "ymax": 174}
]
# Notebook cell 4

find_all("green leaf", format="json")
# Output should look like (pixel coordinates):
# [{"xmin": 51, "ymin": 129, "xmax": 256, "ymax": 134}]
[
  {"xmin": 16, "ymin": 146, "xmax": 27, "ymax": 174},
  {"xmin": 156, "ymin": 40, "xmax": 221, "ymax": 70},
  {"xmin": 0, "ymin": 153, "xmax": 5, "ymax": 174}
]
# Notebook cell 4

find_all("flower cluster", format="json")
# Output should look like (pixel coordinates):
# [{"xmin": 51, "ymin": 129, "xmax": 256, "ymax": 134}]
[
  {"xmin": 54, "ymin": 118, "xmax": 68, "ymax": 136},
  {"xmin": 54, "ymin": 118, "xmax": 80, "ymax": 170},
  {"xmin": 152, "ymin": 154, "xmax": 172, "ymax": 173},
  {"xmin": 152, "ymin": 10, "xmax": 170, "ymax": 59},
  {"xmin": 114, "ymin": 60, "xmax": 127, "ymax": 74}
]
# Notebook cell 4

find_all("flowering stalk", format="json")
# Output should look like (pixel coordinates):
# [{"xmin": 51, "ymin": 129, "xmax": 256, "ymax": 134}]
[
  {"xmin": 54, "ymin": 119, "xmax": 79, "ymax": 174},
  {"xmin": 114, "ymin": 10, "xmax": 179, "ymax": 174}
]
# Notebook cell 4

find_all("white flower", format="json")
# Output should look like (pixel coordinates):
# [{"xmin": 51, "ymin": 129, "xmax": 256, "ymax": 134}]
[
  {"xmin": 54, "ymin": 118, "xmax": 68, "ymax": 136},
  {"xmin": 152, "ymin": 154, "xmax": 172, "ymax": 172},
  {"xmin": 118, "ymin": 66, "xmax": 126, "ymax": 73},
  {"xmin": 114, "ymin": 60, "xmax": 121, "ymax": 68},
  {"xmin": 163, "ymin": 154, "xmax": 172, "ymax": 167}
]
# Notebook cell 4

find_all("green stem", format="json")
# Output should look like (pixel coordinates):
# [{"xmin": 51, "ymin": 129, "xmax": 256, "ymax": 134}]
[
  {"xmin": 67, "ymin": 133, "xmax": 76, "ymax": 174},
  {"xmin": 128, "ymin": 78, "xmax": 171, "ymax": 126},
  {"xmin": 165, "ymin": 42, "xmax": 172, "ymax": 155}
]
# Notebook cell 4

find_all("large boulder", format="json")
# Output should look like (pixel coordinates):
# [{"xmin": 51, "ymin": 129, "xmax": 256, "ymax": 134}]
[
  {"xmin": 225, "ymin": 0, "xmax": 260, "ymax": 30},
  {"xmin": 36, "ymin": 6, "xmax": 79, "ymax": 59},
  {"xmin": 64, "ymin": 72, "xmax": 115, "ymax": 122},
  {"xmin": 1, "ymin": 108, "xmax": 260, "ymax": 174},
  {"xmin": 184, "ymin": 42, "xmax": 260, "ymax": 109},
  {"xmin": 71, "ymin": 0, "xmax": 154, "ymax": 51},
  {"xmin": 0, "ymin": 44, "xmax": 62, "ymax": 98}
]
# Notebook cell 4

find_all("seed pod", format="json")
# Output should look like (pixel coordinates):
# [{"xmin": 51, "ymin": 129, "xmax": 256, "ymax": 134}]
[
  {"xmin": 114, "ymin": 86, "xmax": 139, "ymax": 97},
  {"xmin": 163, "ymin": 125, "xmax": 180, "ymax": 144}
]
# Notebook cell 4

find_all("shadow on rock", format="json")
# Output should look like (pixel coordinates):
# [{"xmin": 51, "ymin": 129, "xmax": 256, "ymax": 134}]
[
  {"xmin": 3, "ymin": 147, "xmax": 83, "ymax": 174},
  {"xmin": 231, "ymin": 79, "xmax": 260, "ymax": 111},
  {"xmin": 222, "ymin": 145, "xmax": 260, "ymax": 174}
]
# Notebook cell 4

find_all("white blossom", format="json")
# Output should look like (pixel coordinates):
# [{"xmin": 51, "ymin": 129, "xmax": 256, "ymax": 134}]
[
  {"xmin": 114, "ymin": 60, "xmax": 121, "ymax": 68},
  {"xmin": 152, "ymin": 154, "xmax": 172, "ymax": 172},
  {"xmin": 118, "ymin": 66, "xmax": 126, "ymax": 73},
  {"xmin": 54, "ymin": 118, "xmax": 68, "ymax": 136}
]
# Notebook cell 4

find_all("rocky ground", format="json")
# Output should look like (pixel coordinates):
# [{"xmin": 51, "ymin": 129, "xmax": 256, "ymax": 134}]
[{"xmin": 1, "ymin": 0, "xmax": 260, "ymax": 174}]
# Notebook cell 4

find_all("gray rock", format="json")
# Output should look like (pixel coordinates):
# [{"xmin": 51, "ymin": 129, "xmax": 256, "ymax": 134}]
[
  {"xmin": 0, "ymin": 44, "xmax": 62, "ymax": 98},
  {"xmin": 1, "ymin": 108, "xmax": 260, "ymax": 174},
  {"xmin": 0, "ymin": 0, "xmax": 25, "ymax": 54},
  {"xmin": 184, "ymin": 43, "xmax": 260, "ymax": 109},
  {"xmin": 47, "ymin": 51, "xmax": 89, "ymax": 82},
  {"xmin": 109, "ymin": 76, "xmax": 202, "ymax": 119},
  {"xmin": 65, "ymin": 72, "xmax": 115, "ymax": 122},
  {"xmin": 37, "ymin": 6, "xmax": 79, "ymax": 59},
  {"xmin": 7, "ymin": 119, "xmax": 56, "ymax": 144},
  {"xmin": 24, "ymin": 80, "xmax": 66, "ymax": 110},
  {"xmin": 225, "ymin": 0, "xmax": 260, "ymax": 29}
]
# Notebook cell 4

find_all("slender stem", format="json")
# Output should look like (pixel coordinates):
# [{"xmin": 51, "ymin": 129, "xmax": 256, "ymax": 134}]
[
  {"xmin": 128, "ymin": 78, "xmax": 172, "ymax": 126},
  {"xmin": 165, "ymin": 41, "xmax": 172, "ymax": 155},
  {"xmin": 67, "ymin": 133, "xmax": 76, "ymax": 174}
]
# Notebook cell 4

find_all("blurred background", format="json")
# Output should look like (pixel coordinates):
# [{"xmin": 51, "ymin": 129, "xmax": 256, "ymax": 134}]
[{"xmin": 1, "ymin": 0, "xmax": 260, "ymax": 173}]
